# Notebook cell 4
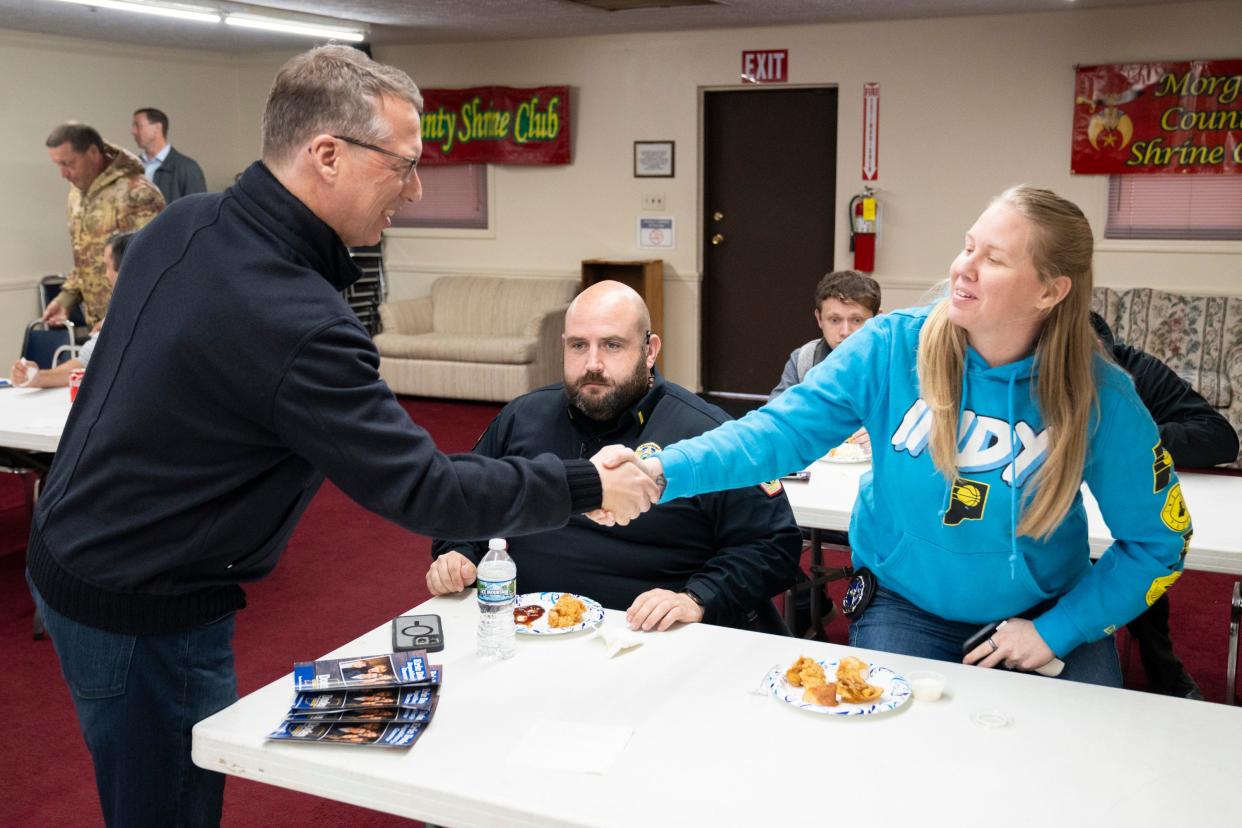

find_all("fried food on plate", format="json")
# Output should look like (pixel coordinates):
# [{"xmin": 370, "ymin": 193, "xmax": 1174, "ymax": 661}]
[
  {"xmin": 547, "ymin": 593, "xmax": 587, "ymax": 628},
  {"xmin": 802, "ymin": 682, "xmax": 839, "ymax": 706},
  {"xmin": 836, "ymin": 656, "xmax": 884, "ymax": 703},
  {"xmin": 784, "ymin": 656, "xmax": 827, "ymax": 688},
  {"xmin": 826, "ymin": 441, "xmax": 869, "ymax": 461}
]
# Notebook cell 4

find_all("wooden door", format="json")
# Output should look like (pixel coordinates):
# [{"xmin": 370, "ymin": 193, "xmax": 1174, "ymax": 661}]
[{"xmin": 701, "ymin": 87, "xmax": 837, "ymax": 416}]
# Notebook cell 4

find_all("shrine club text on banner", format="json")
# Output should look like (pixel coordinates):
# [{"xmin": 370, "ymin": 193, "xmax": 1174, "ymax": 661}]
[
  {"xmin": 1072, "ymin": 59, "xmax": 1241, "ymax": 175},
  {"xmin": 418, "ymin": 86, "xmax": 570, "ymax": 165}
]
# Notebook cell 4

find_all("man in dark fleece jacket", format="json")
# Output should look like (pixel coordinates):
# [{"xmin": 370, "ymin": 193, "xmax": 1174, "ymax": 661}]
[
  {"xmin": 26, "ymin": 47, "xmax": 656, "ymax": 828},
  {"xmin": 1092, "ymin": 312, "xmax": 1239, "ymax": 699},
  {"xmin": 429, "ymin": 282, "xmax": 802, "ymax": 634}
]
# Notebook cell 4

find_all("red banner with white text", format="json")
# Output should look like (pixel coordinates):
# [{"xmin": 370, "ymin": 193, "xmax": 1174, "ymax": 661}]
[
  {"xmin": 1071, "ymin": 60, "xmax": 1242, "ymax": 174},
  {"xmin": 418, "ymin": 86, "xmax": 570, "ymax": 165}
]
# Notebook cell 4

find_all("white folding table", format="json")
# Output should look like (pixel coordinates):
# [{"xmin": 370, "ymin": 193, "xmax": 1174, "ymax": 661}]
[
  {"xmin": 193, "ymin": 593, "xmax": 1242, "ymax": 826},
  {"xmin": 0, "ymin": 387, "xmax": 71, "ymax": 453},
  {"xmin": 0, "ymin": 386, "xmax": 72, "ymax": 637}
]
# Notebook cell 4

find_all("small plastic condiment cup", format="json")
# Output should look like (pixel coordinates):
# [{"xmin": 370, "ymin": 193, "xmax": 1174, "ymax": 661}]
[
  {"xmin": 68, "ymin": 368, "xmax": 85, "ymax": 402},
  {"xmin": 907, "ymin": 670, "xmax": 947, "ymax": 701}
]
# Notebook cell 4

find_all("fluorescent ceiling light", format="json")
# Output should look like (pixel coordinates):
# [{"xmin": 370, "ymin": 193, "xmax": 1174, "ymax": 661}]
[
  {"xmin": 45, "ymin": 0, "xmax": 220, "ymax": 24},
  {"xmin": 44, "ymin": 0, "xmax": 367, "ymax": 40},
  {"xmin": 224, "ymin": 13, "xmax": 366, "ymax": 42}
]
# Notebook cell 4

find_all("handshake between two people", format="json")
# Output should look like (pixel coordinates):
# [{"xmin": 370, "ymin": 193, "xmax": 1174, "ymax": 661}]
[
  {"xmin": 426, "ymin": 447, "xmax": 704, "ymax": 630},
  {"xmin": 586, "ymin": 444, "xmax": 665, "ymax": 528}
]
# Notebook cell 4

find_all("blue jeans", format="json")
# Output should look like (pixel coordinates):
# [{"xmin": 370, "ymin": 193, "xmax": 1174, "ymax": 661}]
[
  {"xmin": 29, "ymin": 574, "xmax": 238, "ymax": 827},
  {"xmin": 848, "ymin": 587, "xmax": 1122, "ymax": 687}
]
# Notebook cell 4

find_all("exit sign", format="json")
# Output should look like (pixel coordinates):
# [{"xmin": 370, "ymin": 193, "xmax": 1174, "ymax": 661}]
[{"xmin": 741, "ymin": 50, "xmax": 788, "ymax": 84}]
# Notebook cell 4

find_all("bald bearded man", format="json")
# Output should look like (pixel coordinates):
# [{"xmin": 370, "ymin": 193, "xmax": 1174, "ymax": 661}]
[{"xmin": 429, "ymin": 281, "xmax": 802, "ymax": 633}]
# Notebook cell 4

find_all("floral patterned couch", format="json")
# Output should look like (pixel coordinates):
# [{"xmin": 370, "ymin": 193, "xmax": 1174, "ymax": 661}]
[{"xmin": 1092, "ymin": 287, "xmax": 1242, "ymax": 468}]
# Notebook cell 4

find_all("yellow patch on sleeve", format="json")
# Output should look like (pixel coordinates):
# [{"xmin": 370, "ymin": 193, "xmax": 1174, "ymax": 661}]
[
  {"xmin": 1159, "ymin": 483, "xmax": 1191, "ymax": 532},
  {"xmin": 635, "ymin": 442, "xmax": 662, "ymax": 460},
  {"xmin": 1145, "ymin": 571, "xmax": 1182, "ymax": 606}
]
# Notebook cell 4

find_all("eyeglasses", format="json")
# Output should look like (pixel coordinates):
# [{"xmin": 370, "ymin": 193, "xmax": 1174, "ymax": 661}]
[{"xmin": 333, "ymin": 135, "xmax": 419, "ymax": 183}]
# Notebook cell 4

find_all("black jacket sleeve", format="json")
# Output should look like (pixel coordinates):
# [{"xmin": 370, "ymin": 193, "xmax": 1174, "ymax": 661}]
[
  {"xmin": 273, "ymin": 321, "xmax": 602, "ymax": 539},
  {"xmin": 1112, "ymin": 342, "xmax": 1240, "ymax": 468},
  {"xmin": 684, "ymin": 486, "xmax": 802, "ymax": 627}
]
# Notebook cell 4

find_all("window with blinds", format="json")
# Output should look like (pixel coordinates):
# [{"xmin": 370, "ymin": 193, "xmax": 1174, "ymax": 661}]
[
  {"xmin": 1105, "ymin": 174, "xmax": 1242, "ymax": 241},
  {"xmin": 392, "ymin": 164, "xmax": 488, "ymax": 229}
]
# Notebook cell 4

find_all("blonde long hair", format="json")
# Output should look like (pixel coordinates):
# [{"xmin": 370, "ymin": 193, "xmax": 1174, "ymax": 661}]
[{"xmin": 917, "ymin": 186, "xmax": 1097, "ymax": 540}]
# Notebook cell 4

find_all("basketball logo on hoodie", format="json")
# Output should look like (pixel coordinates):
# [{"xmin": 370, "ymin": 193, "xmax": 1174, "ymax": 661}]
[
  {"xmin": 943, "ymin": 477, "xmax": 989, "ymax": 526},
  {"xmin": 1151, "ymin": 439, "xmax": 1173, "ymax": 493}
]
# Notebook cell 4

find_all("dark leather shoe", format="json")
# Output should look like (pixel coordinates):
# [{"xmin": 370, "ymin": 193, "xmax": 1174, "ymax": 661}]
[{"xmin": 1166, "ymin": 671, "xmax": 1204, "ymax": 701}]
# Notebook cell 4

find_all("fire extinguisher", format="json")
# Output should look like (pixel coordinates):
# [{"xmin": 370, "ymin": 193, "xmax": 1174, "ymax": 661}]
[{"xmin": 848, "ymin": 187, "xmax": 879, "ymax": 272}]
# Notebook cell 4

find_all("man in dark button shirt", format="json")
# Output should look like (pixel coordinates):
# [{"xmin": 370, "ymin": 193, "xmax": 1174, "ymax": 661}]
[{"xmin": 429, "ymin": 281, "xmax": 803, "ymax": 633}]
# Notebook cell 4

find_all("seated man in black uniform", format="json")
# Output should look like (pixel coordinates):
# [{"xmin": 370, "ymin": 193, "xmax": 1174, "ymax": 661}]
[
  {"xmin": 428, "ymin": 281, "xmax": 802, "ymax": 633},
  {"xmin": 1092, "ymin": 312, "xmax": 1240, "ymax": 699}
]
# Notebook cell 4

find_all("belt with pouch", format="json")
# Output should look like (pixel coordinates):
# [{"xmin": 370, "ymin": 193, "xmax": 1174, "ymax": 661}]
[{"xmin": 843, "ymin": 567, "xmax": 1060, "ymax": 624}]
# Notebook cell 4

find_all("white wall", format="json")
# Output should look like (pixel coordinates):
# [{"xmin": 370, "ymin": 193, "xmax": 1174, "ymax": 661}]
[
  {"xmin": 377, "ymin": 0, "xmax": 1242, "ymax": 389},
  {"xmin": 2, "ymin": 4, "xmax": 1238, "ymax": 390},
  {"xmin": 0, "ymin": 29, "xmax": 292, "ymax": 346}
]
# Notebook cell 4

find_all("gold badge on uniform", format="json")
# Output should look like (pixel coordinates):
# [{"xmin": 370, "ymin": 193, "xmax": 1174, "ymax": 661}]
[
  {"xmin": 1151, "ymin": 440, "xmax": 1173, "ymax": 493},
  {"xmin": 943, "ymin": 477, "xmax": 989, "ymax": 526},
  {"xmin": 759, "ymin": 480, "xmax": 784, "ymax": 497},
  {"xmin": 635, "ymin": 442, "xmax": 661, "ymax": 459},
  {"xmin": 1159, "ymin": 483, "xmax": 1191, "ymax": 532}
]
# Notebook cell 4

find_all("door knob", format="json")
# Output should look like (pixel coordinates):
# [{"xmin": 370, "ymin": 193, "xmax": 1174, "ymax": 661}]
[
  {"xmin": 711, "ymin": 233, "xmax": 725, "ymax": 245},
  {"xmin": 713, "ymin": 211, "xmax": 724, "ymax": 221}
]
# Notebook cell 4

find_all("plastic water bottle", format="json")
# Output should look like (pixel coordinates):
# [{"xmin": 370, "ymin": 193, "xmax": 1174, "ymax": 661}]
[{"xmin": 476, "ymin": 538, "xmax": 516, "ymax": 660}]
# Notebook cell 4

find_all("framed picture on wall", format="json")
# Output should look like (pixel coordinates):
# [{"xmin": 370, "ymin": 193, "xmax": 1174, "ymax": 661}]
[{"xmin": 634, "ymin": 141, "xmax": 675, "ymax": 177}]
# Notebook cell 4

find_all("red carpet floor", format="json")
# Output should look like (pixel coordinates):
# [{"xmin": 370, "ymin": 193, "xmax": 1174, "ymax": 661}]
[{"xmin": 2, "ymin": 396, "xmax": 1239, "ymax": 826}]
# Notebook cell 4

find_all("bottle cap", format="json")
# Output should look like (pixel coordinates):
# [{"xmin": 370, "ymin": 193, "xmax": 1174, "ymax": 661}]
[{"xmin": 488, "ymin": 538, "xmax": 506, "ymax": 550}]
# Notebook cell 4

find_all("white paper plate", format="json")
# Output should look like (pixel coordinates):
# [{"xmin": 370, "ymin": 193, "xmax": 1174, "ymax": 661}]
[
  {"xmin": 763, "ymin": 658, "xmax": 911, "ymax": 716},
  {"xmin": 514, "ymin": 592, "xmax": 605, "ymax": 635},
  {"xmin": 819, "ymin": 444, "xmax": 871, "ymax": 464}
]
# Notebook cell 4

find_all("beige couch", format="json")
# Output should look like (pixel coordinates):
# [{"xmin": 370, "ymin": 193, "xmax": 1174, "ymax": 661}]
[
  {"xmin": 1092, "ymin": 286, "xmax": 1242, "ymax": 468},
  {"xmin": 375, "ymin": 275, "xmax": 579, "ymax": 402}
]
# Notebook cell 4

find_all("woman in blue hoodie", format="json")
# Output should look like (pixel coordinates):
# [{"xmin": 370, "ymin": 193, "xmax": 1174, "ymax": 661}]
[{"xmin": 635, "ymin": 186, "xmax": 1188, "ymax": 686}]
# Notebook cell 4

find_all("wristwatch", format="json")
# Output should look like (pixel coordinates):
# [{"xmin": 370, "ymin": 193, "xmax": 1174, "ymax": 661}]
[{"xmin": 682, "ymin": 585, "xmax": 707, "ymax": 609}]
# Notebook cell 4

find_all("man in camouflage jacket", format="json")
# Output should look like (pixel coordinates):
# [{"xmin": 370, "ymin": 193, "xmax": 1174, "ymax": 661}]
[{"xmin": 44, "ymin": 123, "xmax": 164, "ymax": 327}]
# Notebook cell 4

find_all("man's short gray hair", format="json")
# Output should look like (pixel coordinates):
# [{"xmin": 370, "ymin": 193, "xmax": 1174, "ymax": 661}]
[
  {"xmin": 261, "ymin": 45, "xmax": 423, "ymax": 167},
  {"xmin": 46, "ymin": 122, "xmax": 106, "ymax": 154}
]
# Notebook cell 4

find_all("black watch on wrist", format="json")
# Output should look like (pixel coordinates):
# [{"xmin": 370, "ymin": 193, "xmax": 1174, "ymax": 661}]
[{"xmin": 682, "ymin": 585, "xmax": 706, "ymax": 608}]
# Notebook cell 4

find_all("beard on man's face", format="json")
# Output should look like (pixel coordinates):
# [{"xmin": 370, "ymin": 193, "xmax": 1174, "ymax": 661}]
[{"xmin": 566, "ymin": 349, "xmax": 650, "ymax": 421}]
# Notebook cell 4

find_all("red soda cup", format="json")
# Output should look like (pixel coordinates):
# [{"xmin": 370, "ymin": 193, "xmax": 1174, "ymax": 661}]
[{"xmin": 69, "ymin": 368, "xmax": 85, "ymax": 402}]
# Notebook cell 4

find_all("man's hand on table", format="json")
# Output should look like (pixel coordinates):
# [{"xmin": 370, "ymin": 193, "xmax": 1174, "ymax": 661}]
[
  {"xmin": 962, "ymin": 617, "xmax": 1056, "ymax": 673},
  {"xmin": 425, "ymin": 550, "xmax": 477, "ymax": 595},
  {"xmin": 10, "ymin": 359, "xmax": 40, "ymax": 388},
  {"xmin": 626, "ymin": 588, "xmax": 704, "ymax": 631},
  {"xmin": 586, "ymin": 445, "xmax": 660, "ymax": 527}
]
